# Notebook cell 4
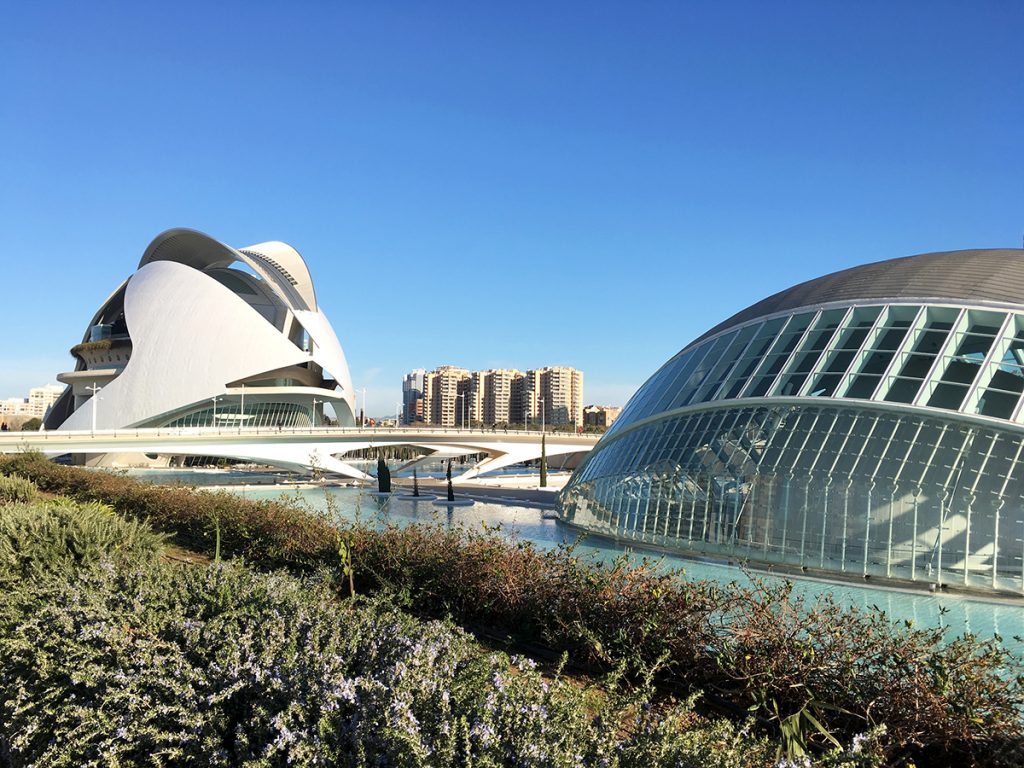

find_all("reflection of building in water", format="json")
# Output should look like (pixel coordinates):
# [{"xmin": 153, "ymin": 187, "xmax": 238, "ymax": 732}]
[{"xmin": 562, "ymin": 248, "xmax": 1024, "ymax": 594}]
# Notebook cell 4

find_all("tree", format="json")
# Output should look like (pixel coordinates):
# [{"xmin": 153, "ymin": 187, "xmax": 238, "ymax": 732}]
[
  {"xmin": 20, "ymin": 418, "xmax": 42, "ymax": 431},
  {"xmin": 377, "ymin": 454, "xmax": 391, "ymax": 493},
  {"xmin": 539, "ymin": 433, "xmax": 548, "ymax": 488},
  {"xmin": 413, "ymin": 468, "xmax": 420, "ymax": 497},
  {"xmin": 446, "ymin": 459, "xmax": 455, "ymax": 502}
]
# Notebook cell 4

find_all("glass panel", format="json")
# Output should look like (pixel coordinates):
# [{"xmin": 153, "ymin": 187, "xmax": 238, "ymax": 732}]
[
  {"xmin": 977, "ymin": 389, "xmax": 1022, "ymax": 419},
  {"xmin": 806, "ymin": 307, "xmax": 882, "ymax": 397},
  {"xmin": 926, "ymin": 382, "xmax": 970, "ymax": 411},
  {"xmin": 562, "ymin": 402, "xmax": 1024, "ymax": 592},
  {"xmin": 718, "ymin": 318, "xmax": 788, "ymax": 399},
  {"xmin": 742, "ymin": 312, "xmax": 816, "ymax": 397},
  {"xmin": 920, "ymin": 310, "xmax": 1002, "ymax": 411},
  {"xmin": 839, "ymin": 305, "xmax": 919, "ymax": 399},
  {"xmin": 661, "ymin": 333, "xmax": 737, "ymax": 411},
  {"xmin": 772, "ymin": 309, "xmax": 846, "ymax": 397},
  {"xmin": 689, "ymin": 323, "xmax": 761, "ymax": 404}
]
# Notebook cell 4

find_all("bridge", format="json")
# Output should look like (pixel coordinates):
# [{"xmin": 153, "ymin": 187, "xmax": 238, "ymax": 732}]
[{"xmin": 0, "ymin": 426, "xmax": 600, "ymax": 481}]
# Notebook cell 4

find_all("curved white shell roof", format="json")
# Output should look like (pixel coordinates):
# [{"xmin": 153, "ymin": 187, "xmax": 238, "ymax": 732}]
[{"xmin": 56, "ymin": 229, "xmax": 355, "ymax": 430}]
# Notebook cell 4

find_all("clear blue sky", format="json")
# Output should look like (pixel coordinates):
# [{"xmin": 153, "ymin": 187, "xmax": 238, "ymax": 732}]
[{"xmin": 2, "ymin": 1, "xmax": 1021, "ymax": 415}]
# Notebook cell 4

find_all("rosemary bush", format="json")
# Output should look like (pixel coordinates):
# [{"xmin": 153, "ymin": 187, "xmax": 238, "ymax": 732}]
[
  {"xmin": 1, "ymin": 452, "xmax": 1019, "ymax": 765},
  {"xmin": 0, "ymin": 497, "xmax": 165, "ymax": 585},
  {"xmin": 0, "ymin": 474, "xmax": 39, "ymax": 504},
  {"xmin": 1, "ymin": 554, "xmax": 866, "ymax": 767}
]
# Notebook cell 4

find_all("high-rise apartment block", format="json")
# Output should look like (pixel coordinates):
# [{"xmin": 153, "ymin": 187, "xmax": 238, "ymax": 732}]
[
  {"xmin": 402, "ymin": 368, "xmax": 426, "ymax": 424},
  {"xmin": 403, "ymin": 365, "xmax": 583, "ymax": 428},
  {"xmin": 537, "ymin": 366, "xmax": 584, "ymax": 427},
  {"xmin": 479, "ymin": 368, "xmax": 523, "ymax": 424},
  {"xmin": 422, "ymin": 366, "xmax": 472, "ymax": 427}
]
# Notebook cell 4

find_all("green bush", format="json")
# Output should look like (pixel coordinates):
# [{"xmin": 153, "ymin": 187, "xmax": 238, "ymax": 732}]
[
  {"xmin": 0, "ymin": 474, "xmax": 39, "ymax": 504},
  {"xmin": 344, "ymin": 523, "xmax": 1024, "ymax": 765},
  {"xmin": 0, "ymin": 555, "xmax": 832, "ymax": 768},
  {"xmin": 0, "ymin": 497, "xmax": 166, "ymax": 585},
  {"xmin": 0, "ymin": 452, "xmax": 335, "ymax": 569},
  {"xmin": 1, "ymin": 452, "xmax": 1019, "ymax": 766}
]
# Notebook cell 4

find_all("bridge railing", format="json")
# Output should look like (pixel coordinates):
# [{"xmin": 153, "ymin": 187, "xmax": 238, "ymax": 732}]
[{"xmin": 0, "ymin": 424, "xmax": 600, "ymax": 443}]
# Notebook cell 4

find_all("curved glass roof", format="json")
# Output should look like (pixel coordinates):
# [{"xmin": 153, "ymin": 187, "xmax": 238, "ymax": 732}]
[{"xmin": 608, "ymin": 301, "xmax": 1024, "ymax": 438}]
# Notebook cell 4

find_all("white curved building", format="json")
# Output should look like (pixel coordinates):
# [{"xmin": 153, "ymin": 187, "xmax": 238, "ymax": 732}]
[{"xmin": 46, "ymin": 229, "xmax": 356, "ymax": 435}]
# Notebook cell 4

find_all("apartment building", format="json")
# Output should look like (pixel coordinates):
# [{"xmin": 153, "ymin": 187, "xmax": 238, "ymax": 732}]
[
  {"xmin": 583, "ymin": 404, "xmax": 622, "ymax": 429},
  {"xmin": 477, "ymin": 368, "xmax": 523, "ymax": 425},
  {"xmin": 422, "ymin": 366, "xmax": 471, "ymax": 427},
  {"xmin": 405, "ymin": 366, "xmax": 584, "ymax": 428},
  {"xmin": 0, "ymin": 385, "xmax": 65, "ymax": 419},
  {"xmin": 401, "ymin": 368, "xmax": 425, "ymax": 424},
  {"xmin": 537, "ymin": 366, "xmax": 584, "ymax": 426}
]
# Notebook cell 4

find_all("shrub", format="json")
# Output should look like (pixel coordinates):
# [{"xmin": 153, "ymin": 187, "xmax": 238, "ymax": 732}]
[
  {"xmin": 0, "ymin": 452, "xmax": 335, "ymax": 569},
  {"xmin": 1, "ymin": 452, "xmax": 1019, "ymax": 765},
  {"xmin": 0, "ymin": 474, "xmax": 38, "ymax": 504},
  {"xmin": 0, "ymin": 557, "xmax": 812, "ymax": 768},
  {"xmin": 344, "ymin": 523, "xmax": 1024, "ymax": 764},
  {"xmin": 0, "ymin": 497, "xmax": 166, "ymax": 585}
]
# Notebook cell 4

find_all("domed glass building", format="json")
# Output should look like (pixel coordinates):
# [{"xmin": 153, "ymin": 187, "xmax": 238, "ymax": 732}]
[{"xmin": 561, "ymin": 249, "xmax": 1024, "ymax": 593}]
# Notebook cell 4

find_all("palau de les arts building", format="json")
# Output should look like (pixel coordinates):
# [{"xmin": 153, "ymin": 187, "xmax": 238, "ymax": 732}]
[
  {"xmin": 561, "ymin": 248, "xmax": 1024, "ymax": 593},
  {"xmin": 45, "ymin": 229, "xmax": 356, "ymax": 438}
]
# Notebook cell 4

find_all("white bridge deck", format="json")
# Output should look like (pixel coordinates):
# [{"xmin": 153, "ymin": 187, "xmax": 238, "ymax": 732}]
[{"xmin": 0, "ymin": 426, "xmax": 600, "ymax": 481}]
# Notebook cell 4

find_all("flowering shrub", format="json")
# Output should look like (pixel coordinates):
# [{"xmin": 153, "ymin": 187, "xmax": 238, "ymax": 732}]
[
  {"xmin": 0, "ymin": 554, "xmax": 842, "ymax": 767},
  {"xmin": 1, "ymin": 453, "xmax": 1019, "ymax": 765}
]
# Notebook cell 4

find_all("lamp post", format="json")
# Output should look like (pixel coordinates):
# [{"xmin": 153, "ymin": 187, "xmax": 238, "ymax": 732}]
[
  {"xmin": 211, "ymin": 396, "xmax": 222, "ymax": 430},
  {"xmin": 239, "ymin": 384, "xmax": 245, "ymax": 434},
  {"xmin": 312, "ymin": 397, "xmax": 322, "ymax": 428},
  {"xmin": 86, "ymin": 382, "xmax": 102, "ymax": 435},
  {"xmin": 539, "ymin": 397, "xmax": 545, "ymax": 434},
  {"xmin": 395, "ymin": 402, "xmax": 401, "ymax": 429},
  {"xmin": 361, "ymin": 387, "xmax": 367, "ymax": 428}
]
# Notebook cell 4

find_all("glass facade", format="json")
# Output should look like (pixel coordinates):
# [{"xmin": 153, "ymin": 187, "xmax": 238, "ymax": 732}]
[
  {"xmin": 161, "ymin": 402, "xmax": 315, "ymax": 429},
  {"xmin": 563, "ymin": 301, "xmax": 1024, "ymax": 593}
]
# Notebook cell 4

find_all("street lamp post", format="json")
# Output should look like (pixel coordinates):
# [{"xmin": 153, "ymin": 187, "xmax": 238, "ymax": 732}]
[
  {"xmin": 239, "ymin": 384, "xmax": 245, "ymax": 434},
  {"xmin": 211, "ymin": 396, "xmax": 222, "ymax": 430},
  {"xmin": 361, "ymin": 387, "xmax": 367, "ymax": 428},
  {"xmin": 312, "ymin": 397, "xmax": 322, "ymax": 428},
  {"xmin": 86, "ymin": 382, "xmax": 102, "ymax": 435},
  {"xmin": 539, "ymin": 397, "xmax": 545, "ymax": 434}
]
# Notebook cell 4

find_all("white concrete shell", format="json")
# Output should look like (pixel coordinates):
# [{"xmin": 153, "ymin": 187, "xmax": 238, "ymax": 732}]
[{"xmin": 50, "ymin": 229, "xmax": 356, "ymax": 437}]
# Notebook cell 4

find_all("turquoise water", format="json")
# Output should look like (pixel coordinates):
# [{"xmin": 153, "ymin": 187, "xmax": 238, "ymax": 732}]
[{"xmin": 127, "ymin": 468, "xmax": 1024, "ymax": 657}]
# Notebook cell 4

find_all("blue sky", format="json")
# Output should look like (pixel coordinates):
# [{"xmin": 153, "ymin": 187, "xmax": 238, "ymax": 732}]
[{"xmin": 2, "ymin": 1, "xmax": 1021, "ymax": 415}]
